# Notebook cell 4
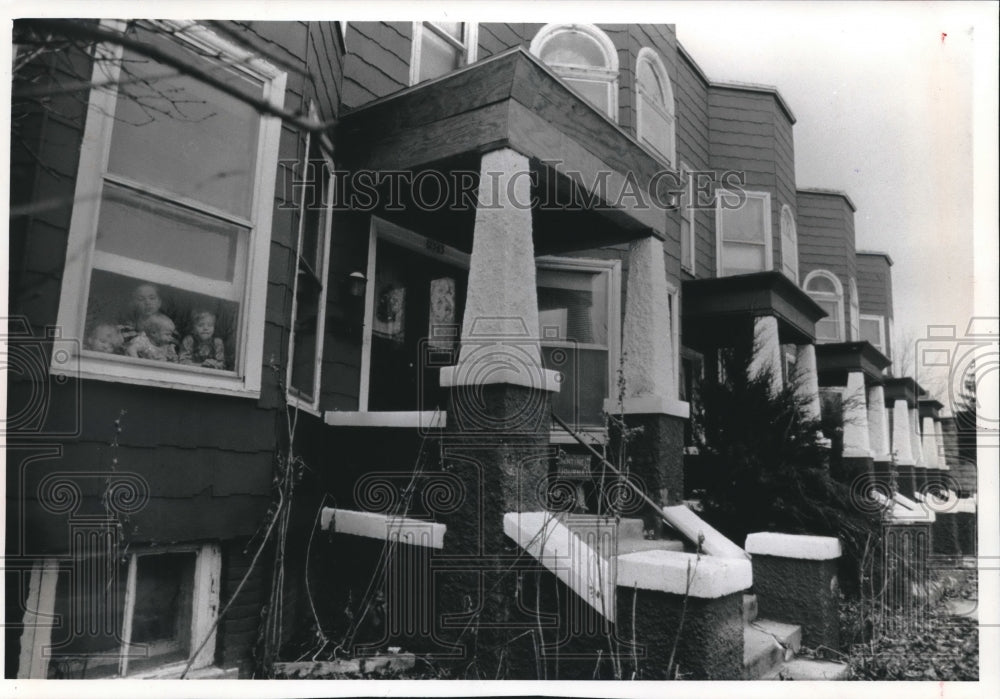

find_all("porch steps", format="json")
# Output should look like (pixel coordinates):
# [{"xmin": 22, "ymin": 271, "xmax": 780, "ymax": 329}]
[
  {"xmin": 742, "ymin": 618, "xmax": 801, "ymax": 679},
  {"xmin": 742, "ymin": 593, "xmax": 848, "ymax": 680}
]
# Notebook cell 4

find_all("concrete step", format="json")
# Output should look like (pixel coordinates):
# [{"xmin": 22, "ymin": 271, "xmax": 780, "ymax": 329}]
[
  {"xmin": 742, "ymin": 619, "xmax": 801, "ymax": 680},
  {"xmin": 761, "ymin": 657, "xmax": 849, "ymax": 680},
  {"xmin": 742, "ymin": 594, "xmax": 758, "ymax": 624}
]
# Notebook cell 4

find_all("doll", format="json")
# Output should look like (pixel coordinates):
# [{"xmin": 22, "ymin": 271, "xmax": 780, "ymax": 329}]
[
  {"xmin": 84, "ymin": 323, "xmax": 126, "ymax": 355},
  {"xmin": 126, "ymin": 313, "xmax": 178, "ymax": 363},
  {"xmin": 179, "ymin": 309, "xmax": 226, "ymax": 370}
]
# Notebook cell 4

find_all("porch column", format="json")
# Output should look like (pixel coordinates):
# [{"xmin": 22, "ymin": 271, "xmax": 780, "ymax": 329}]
[
  {"xmin": 795, "ymin": 344, "xmax": 822, "ymax": 422},
  {"xmin": 749, "ymin": 315, "xmax": 783, "ymax": 396},
  {"xmin": 842, "ymin": 372, "xmax": 871, "ymax": 458},
  {"xmin": 612, "ymin": 235, "xmax": 689, "ymax": 510},
  {"xmin": 921, "ymin": 417, "xmax": 942, "ymax": 469},
  {"xmin": 909, "ymin": 408, "xmax": 925, "ymax": 468},
  {"xmin": 891, "ymin": 398, "xmax": 917, "ymax": 497},
  {"xmin": 437, "ymin": 148, "xmax": 558, "ymax": 676},
  {"xmin": 891, "ymin": 400, "xmax": 915, "ymax": 466},
  {"xmin": 867, "ymin": 385, "xmax": 891, "ymax": 462}
]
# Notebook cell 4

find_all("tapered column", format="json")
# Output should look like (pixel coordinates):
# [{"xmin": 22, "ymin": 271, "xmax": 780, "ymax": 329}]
[
  {"xmin": 749, "ymin": 315, "xmax": 783, "ymax": 396},
  {"xmin": 892, "ymin": 400, "xmax": 915, "ymax": 466},
  {"xmin": 795, "ymin": 344, "xmax": 822, "ymax": 422},
  {"xmin": 611, "ymin": 235, "xmax": 688, "ymax": 508},
  {"xmin": 842, "ymin": 372, "xmax": 872, "ymax": 458},
  {"xmin": 437, "ymin": 149, "xmax": 557, "ymax": 677},
  {"xmin": 909, "ymin": 408, "xmax": 925, "ymax": 468},
  {"xmin": 868, "ymin": 385, "xmax": 891, "ymax": 461},
  {"xmin": 921, "ymin": 417, "xmax": 942, "ymax": 469}
]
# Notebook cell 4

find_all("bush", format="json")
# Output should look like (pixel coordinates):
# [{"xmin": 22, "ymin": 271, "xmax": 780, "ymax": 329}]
[{"xmin": 690, "ymin": 338, "xmax": 880, "ymax": 590}]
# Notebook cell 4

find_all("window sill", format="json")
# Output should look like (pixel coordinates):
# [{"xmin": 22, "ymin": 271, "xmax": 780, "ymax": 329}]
[
  {"xmin": 70, "ymin": 353, "xmax": 259, "ymax": 399},
  {"xmin": 286, "ymin": 394, "xmax": 322, "ymax": 418},
  {"xmin": 324, "ymin": 411, "xmax": 447, "ymax": 429}
]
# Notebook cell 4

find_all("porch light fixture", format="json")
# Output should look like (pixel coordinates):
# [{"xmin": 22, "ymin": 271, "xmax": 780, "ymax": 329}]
[{"xmin": 347, "ymin": 270, "xmax": 367, "ymax": 298}]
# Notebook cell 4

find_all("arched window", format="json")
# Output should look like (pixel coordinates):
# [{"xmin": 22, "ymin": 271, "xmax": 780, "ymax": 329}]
[
  {"xmin": 635, "ymin": 48, "xmax": 675, "ymax": 166},
  {"xmin": 530, "ymin": 24, "xmax": 619, "ymax": 121},
  {"xmin": 804, "ymin": 270, "xmax": 845, "ymax": 342},
  {"xmin": 779, "ymin": 205, "xmax": 798, "ymax": 284},
  {"xmin": 848, "ymin": 278, "xmax": 860, "ymax": 341}
]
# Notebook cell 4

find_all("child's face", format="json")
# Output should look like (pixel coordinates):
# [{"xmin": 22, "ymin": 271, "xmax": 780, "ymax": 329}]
[
  {"xmin": 90, "ymin": 325, "xmax": 123, "ymax": 353},
  {"xmin": 193, "ymin": 315, "xmax": 215, "ymax": 342},
  {"xmin": 147, "ymin": 318, "xmax": 176, "ymax": 346},
  {"xmin": 132, "ymin": 285, "xmax": 161, "ymax": 318}
]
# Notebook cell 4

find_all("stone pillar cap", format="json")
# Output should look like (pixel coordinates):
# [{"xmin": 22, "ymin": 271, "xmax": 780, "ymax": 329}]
[{"xmin": 745, "ymin": 532, "xmax": 842, "ymax": 560}]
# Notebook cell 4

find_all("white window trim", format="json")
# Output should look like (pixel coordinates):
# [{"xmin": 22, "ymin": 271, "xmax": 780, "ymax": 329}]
[
  {"xmin": 52, "ymin": 19, "xmax": 286, "ymax": 399},
  {"xmin": 803, "ymin": 269, "xmax": 846, "ymax": 343},
  {"xmin": 635, "ymin": 47, "xmax": 675, "ymax": 167},
  {"xmin": 18, "ymin": 543, "xmax": 225, "ymax": 679},
  {"xmin": 409, "ymin": 21, "xmax": 478, "ymax": 86},
  {"xmin": 347, "ymin": 217, "xmax": 621, "ymax": 432},
  {"xmin": 679, "ymin": 162, "xmax": 696, "ymax": 275},
  {"xmin": 529, "ymin": 23, "xmax": 620, "ymax": 122},
  {"xmin": 848, "ymin": 278, "xmax": 860, "ymax": 342},
  {"xmin": 860, "ymin": 313, "xmax": 887, "ymax": 353},
  {"xmin": 714, "ymin": 189, "xmax": 773, "ymax": 277},
  {"xmin": 779, "ymin": 204, "xmax": 799, "ymax": 285},
  {"xmin": 667, "ymin": 281, "xmax": 681, "ymax": 392},
  {"xmin": 286, "ymin": 105, "xmax": 335, "ymax": 416}
]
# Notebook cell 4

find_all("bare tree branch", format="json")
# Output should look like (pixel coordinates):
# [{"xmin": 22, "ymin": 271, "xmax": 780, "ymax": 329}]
[{"xmin": 17, "ymin": 19, "xmax": 334, "ymax": 133}]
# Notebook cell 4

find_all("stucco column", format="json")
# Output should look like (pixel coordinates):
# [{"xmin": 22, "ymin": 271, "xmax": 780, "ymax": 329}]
[
  {"xmin": 842, "ymin": 372, "xmax": 872, "ymax": 458},
  {"xmin": 610, "ymin": 235, "xmax": 688, "ymax": 509},
  {"xmin": 619, "ymin": 236, "xmax": 678, "ymax": 408},
  {"xmin": 909, "ymin": 408, "xmax": 925, "ymax": 469},
  {"xmin": 436, "ymin": 148, "xmax": 557, "ymax": 675},
  {"xmin": 795, "ymin": 344, "xmax": 822, "ymax": 422},
  {"xmin": 749, "ymin": 315, "xmax": 783, "ymax": 396},
  {"xmin": 921, "ymin": 417, "xmax": 942, "ymax": 469},
  {"xmin": 892, "ymin": 399, "xmax": 915, "ymax": 466},
  {"xmin": 867, "ymin": 385, "xmax": 891, "ymax": 462}
]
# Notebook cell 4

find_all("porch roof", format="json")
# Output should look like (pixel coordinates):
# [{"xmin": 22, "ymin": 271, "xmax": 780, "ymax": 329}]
[
  {"xmin": 336, "ymin": 47, "xmax": 671, "ymax": 240},
  {"xmin": 681, "ymin": 271, "xmax": 827, "ymax": 346},
  {"xmin": 883, "ymin": 376, "xmax": 927, "ymax": 408},
  {"xmin": 815, "ymin": 341, "xmax": 891, "ymax": 385}
]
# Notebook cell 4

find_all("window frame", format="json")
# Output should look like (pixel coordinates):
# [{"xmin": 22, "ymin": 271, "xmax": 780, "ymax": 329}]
[
  {"xmin": 18, "ymin": 543, "xmax": 224, "ymax": 679},
  {"xmin": 679, "ymin": 162, "xmax": 696, "ymax": 275},
  {"xmin": 779, "ymin": 204, "xmax": 799, "ymax": 284},
  {"xmin": 635, "ymin": 47, "xmax": 676, "ymax": 167},
  {"xmin": 286, "ymin": 105, "xmax": 335, "ymax": 415},
  {"xmin": 860, "ymin": 313, "xmax": 887, "ymax": 354},
  {"xmin": 803, "ymin": 269, "xmax": 846, "ymax": 343},
  {"xmin": 715, "ymin": 189, "xmax": 773, "ymax": 277},
  {"xmin": 340, "ymin": 217, "xmax": 621, "ymax": 433},
  {"xmin": 52, "ymin": 19, "xmax": 286, "ymax": 398},
  {"xmin": 409, "ymin": 21, "xmax": 478, "ymax": 86},
  {"xmin": 848, "ymin": 278, "xmax": 860, "ymax": 341},
  {"xmin": 529, "ymin": 23, "xmax": 620, "ymax": 122}
]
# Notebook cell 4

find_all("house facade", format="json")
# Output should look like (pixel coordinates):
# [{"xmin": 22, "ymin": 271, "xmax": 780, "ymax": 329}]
[{"xmin": 5, "ymin": 19, "xmax": 973, "ymax": 681}]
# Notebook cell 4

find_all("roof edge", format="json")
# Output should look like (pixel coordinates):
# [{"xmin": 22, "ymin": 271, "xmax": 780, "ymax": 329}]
[{"xmin": 797, "ymin": 187, "xmax": 857, "ymax": 212}]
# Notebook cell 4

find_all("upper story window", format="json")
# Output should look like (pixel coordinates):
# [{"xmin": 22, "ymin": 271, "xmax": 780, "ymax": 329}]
[
  {"xmin": 530, "ymin": 24, "xmax": 619, "ymax": 121},
  {"xmin": 54, "ymin": 20, "xmax": 286, "ymax": 398},
  {"xmin": 804, "ymin": 270, "xmax": 845, "ymax": 342},
  {"xmin": 635, "ymin": 47, "xmax": 675, "ymax": 166},
  {"xmin": 353, "ymin": 218, "xmax": 620, "ymax": 431},
  {"xmin": 287, "ymin": 110, "xmax": 335, "ymax": 413},
  {"xmin": 848, "ymin": 278, "xmax": 860, "ymax": 341},
  {"xmin": 679, "ymin": 163, "xmax": 696, "ymax": 274},
  {"xmin": 410, "ymin": 22, "xmax": 477, "ymax": 84},
  {"xmin": 715, "ymin": 190, "xmax": 772, "ymax": 277},
  {"xmin": 779, "ymin": 204, "xmax": 799, "ymax": 284},
  {"xmin": 860, "ymin": 314, "xmax": 887, "ymax": 354}
]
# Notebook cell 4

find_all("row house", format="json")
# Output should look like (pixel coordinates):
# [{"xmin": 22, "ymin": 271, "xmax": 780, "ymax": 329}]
[{"xmin": 6, "ymin": 19, "xmax": 970, "ymax": 680}]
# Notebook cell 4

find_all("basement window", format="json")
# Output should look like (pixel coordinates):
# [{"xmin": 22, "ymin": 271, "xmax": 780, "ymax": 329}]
[{"xmin": 19, "ymin": 543, "xmax": 222, "ymax": 679}]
